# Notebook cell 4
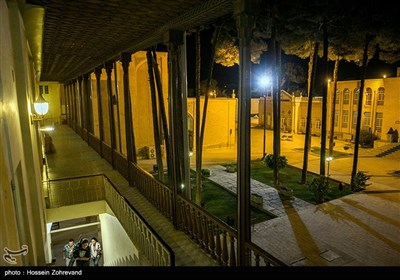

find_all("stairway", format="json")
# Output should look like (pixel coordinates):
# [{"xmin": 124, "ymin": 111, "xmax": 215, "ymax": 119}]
[{"xmin": 376, "ymin": 143, "xmax": 400, "ymax": 157}]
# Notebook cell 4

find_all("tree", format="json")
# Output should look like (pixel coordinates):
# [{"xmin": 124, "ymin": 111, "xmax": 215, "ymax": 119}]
[
  {"xmin": 194, "ymin": 26, "xmax": 221, "ymax": 205},
  {"xmin": 263, "ymin": 154, "xmax": 288, "ymax": 170},
  {"xmin": 301, "ymin": 41, "xmax": 319, "ymax": 184},
  {"xmin": 146, "ymin": 50, "xmax": 164, "ymax": 182}
]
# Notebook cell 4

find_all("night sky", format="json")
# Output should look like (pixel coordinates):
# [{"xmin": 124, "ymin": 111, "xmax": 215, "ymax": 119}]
[{"xmin": 184, "ymin": 29, "xmax": 399, "ymax": 96}]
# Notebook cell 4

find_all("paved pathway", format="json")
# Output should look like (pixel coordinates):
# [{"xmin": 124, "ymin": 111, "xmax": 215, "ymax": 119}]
[
  {"xmin": 204, "ymin": 165, "xmax": 400, "ymax": 266},
  {"xmin": 206, "ymin": 165, "xmax": 313, "ymax": 217}
]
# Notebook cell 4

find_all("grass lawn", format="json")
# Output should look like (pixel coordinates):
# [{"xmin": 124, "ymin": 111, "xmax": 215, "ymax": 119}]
[
  {"xmin": 225, "ymin": 160, "xmax": 353, "ymax": 204},
  {"xmin": 310, "ymin": 147, "xmax": 352, "ymax": 158},
  {"xmin": 191, "ymin": 175, "xmax": 275, "ymax": 228}
]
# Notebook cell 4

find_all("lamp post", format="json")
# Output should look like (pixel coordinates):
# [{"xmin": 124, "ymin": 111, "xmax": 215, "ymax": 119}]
[
  {"xmin": 259, "ymin": 75, "xmax": 271, "ymax": 159},
  {"xmin": 263, "ymin": 94, "xmax": 266, "ymax": 158},
  {"xmin": 326, "ymin": 156, "xmax": 333, "ymax": 177}
]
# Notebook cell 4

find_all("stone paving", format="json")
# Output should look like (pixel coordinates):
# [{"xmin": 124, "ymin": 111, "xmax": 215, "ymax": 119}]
[{"xmin": 206, "ymin": 165, "xmax": 313, "ymax": 217}]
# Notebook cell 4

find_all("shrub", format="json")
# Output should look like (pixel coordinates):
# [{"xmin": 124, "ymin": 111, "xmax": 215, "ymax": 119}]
[
  {"xmin": 201, "ymin": 169, "xmax": 211, "ymax": 177},
  {"xmin": 351, "ymin": 171, "xmax": 370, "ymax": 191},
  {"xmin": 225, "ymin": 165, "xmax": 237, "ymax": 173},
  {"xmin": 359, "ymin": 129, "xmax": 375, "ymax": 148},
  {"xmin": 263, "ymin": 154, "xmax": 288, "ymax": 170},
  {"xmin": 308, "ymin": 176, "xmax": 331, "ymax": 203}
]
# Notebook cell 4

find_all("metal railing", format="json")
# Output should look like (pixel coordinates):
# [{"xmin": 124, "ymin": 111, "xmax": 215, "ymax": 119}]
[
  {"xmin": 45, "ymin": 174, "xmax": 105, "ymax": 208},
  {"xmin": 69, "ymin": 128, "xmax": 287, "ymax": 266},
  {"xmin": 44, "ymin": 174, "xmax": 174, "ymax": 266}
]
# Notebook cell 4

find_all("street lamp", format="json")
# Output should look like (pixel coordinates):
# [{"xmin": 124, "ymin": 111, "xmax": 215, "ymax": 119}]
[
  {"xmin": 259, "ymin": 76, "xmax": 271, "ymax": 159},
  {"xmin": 326, "ymin": 156, "xmax": 333, "ymax": 177}
]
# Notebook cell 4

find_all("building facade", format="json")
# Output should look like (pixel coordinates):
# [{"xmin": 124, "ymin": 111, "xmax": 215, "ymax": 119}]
[{"xmin": 258, "ymin": 75, "xmax": 400, "ymax": 143}]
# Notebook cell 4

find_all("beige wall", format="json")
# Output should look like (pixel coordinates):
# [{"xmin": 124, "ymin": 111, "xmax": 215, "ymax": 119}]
[
  {"xmin": 100, "ymin": 206, "xmax": 146, "ymax": 266},
  {"xmin": 89, "ymin": 51, "xmax": 169, "ymax": 158},
  {"xmin": 37, "ymin": 82, "xmax": 62, "ymax": 126},
  {"xmin": 187, "ymin": 97, "xmax": 237, "ymax": 150},
  {"xmin": 0, "ymin": 0, "xmax": 46, "ymax": 266}
]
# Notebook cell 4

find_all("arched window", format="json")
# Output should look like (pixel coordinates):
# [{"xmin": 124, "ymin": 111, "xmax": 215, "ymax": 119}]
[
  {"xmin": 335, "ymin": 89, "xmax": 340, "ymax": 104},
  {"xmin": 353, "ymin": 88, "xmax": 359, "ymax": 105},
  {"xmin": 365, "ymin": 87, "xmax": 372, "ymax": 105},
  {"xmin": 377, "ymin": 87, "xmax": 384, "ymax": 105},
  {"xmin": 343, "ymin": 88, "xmax": 350, "ymax": 104}
]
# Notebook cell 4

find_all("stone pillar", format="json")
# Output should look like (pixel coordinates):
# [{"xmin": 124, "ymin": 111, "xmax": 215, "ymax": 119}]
[
  {"xmin": 121, "ymin": 52, "xmax": 137, "ymax": 182},
  {"xmin": 78, "ymin": 76, "xmax": 84, "ymax": 137},
  {"xmin": 105, "ymin": 61, "xmax": 117, "ymax": 167},
  {"xmin": 94, "ymin": 67, "xmax": 104, "ymax": 157},
  {"xmin": 164, "ymin": 30, "xmax": 185, "ymax": 229}
]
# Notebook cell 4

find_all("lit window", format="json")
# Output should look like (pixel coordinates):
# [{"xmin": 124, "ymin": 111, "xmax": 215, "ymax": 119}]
[
  {"xmin": 316, "ymin": 119, "xmax": 321, "ymax": 130},
  {"xmin": 364, "ymin": 112, "xmax": 371, "ymax": 128},
  {"xmin": 342, "ymin": 110, "xmax": 348, "ymax": 128},
  {"xmin": 377, "ymin": 87, "xmax": 384, "ymax": 105},
  {"xmin": 375, "ymin": 112, "xmax": 383, "ymax": 132},
  {"xmin": 353, "ymin": 88, "xmax": 359, "ymax": 105},
  {"xmin": 343, "ymin": 88, "xmax": 350, "ymax": 104},
  {"xmin": 334, "ymin": 111, "xmax": 339, "ymax": 127},
  {"xmin": 365, "ymin": 88, "xmax": 372, "ymax": 105},
  {"xmin": 352, "ymin": 111, "xmax": 357, "ymax": 128}
]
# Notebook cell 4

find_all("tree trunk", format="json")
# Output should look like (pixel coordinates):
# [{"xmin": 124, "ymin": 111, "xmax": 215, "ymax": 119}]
[
  {"xmin": 195, "ymin": 30, "xmax": 202, "ymax": 205},
  {"xmin": 301, "ymin": 41, "xmax": 319, "ymax": 184},
  {"xmin": 320, "ymin": 17, "xmax": 328, "ymax": 176},
  {"xmin": 328, "ymin": 58, "xmax": 339, "ymax": 157},
  {"xmin": 351, "ymin": 34, "xmax": 372, "ymax": 189},
  {"xmin": 146, "ymin": 50, "xmax": 164, "ymax": 182},
  {"xmin": 151, "ymin": 49, "xmax": 172, "ymax": 178},
  {"xmin": 271, "ymin": 33, "xmax": 281, "ymax": 186}
]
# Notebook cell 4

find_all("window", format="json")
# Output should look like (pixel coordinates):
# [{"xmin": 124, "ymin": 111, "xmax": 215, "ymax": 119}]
[
  {"xmin": 334, "ymin": 111, "xmax": 339, "ymax": 127},
  {"xmin": 281, "ymin": 118, "xmax": 287, "ymax": 129},
  {"xmin": 353, "ymin": 88, "xmax": 359, "ymax": 105},
  {"xmin": 316, "ymin": 119, "xmax": 321, "ymax": 130},
  {"xmin": 377, "ymin": 87, "xmax": 384, "ymax": 105},
  {"xmin": 335, "ymin": 90, "xmax": 340, "ymax": 104},
  {"xmin": 342, "ymin": 110, "xmax": 349, "ymax": 128},
  {"xmin": 287, "ymin": 118, "xmax": 292, "ymax": 128},
  {"xmin": 39, "ymin": 85, "xmax": 49, "ymax": 94},
  {"xmin": 343, "ymin": 88, "xmax": 350, "ymax": 104},
  {"xmin": 365, "ymin": 88, "xmax": 372, "ymax": 105},
  {"xmin": 375, "ymin": 112, "xmax": 383, "ymax": 132},
  {"xmin": 301, "ymin": 118, "xmax": 306, "ymax": 128},
  {"xmin": 352, "ymin": 111, "xmax": 357, "ymax": 128},
  {"xmin": 363, "ymin": 112, "xmax": 371, "ymax": 128}
]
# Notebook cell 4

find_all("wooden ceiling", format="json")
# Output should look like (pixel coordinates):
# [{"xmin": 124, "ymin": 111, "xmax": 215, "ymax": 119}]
[{"xmin": 24, "ymin": 0, "xmax": 233, "ymax": 82}]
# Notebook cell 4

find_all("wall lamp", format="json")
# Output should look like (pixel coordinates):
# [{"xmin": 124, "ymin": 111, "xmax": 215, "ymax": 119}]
[
  {"xmin": 32, "ymin": 92, "xmax": 49, "ymax": 124},
  {"xmin": 34, "ymin": 92, "xmax": 49, "ymax": 115}
]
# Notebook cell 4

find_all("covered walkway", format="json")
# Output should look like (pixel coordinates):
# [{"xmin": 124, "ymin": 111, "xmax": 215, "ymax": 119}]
[{"xmin": 45, "ymin": 124, "xmax": 217, "ymax": 266}]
